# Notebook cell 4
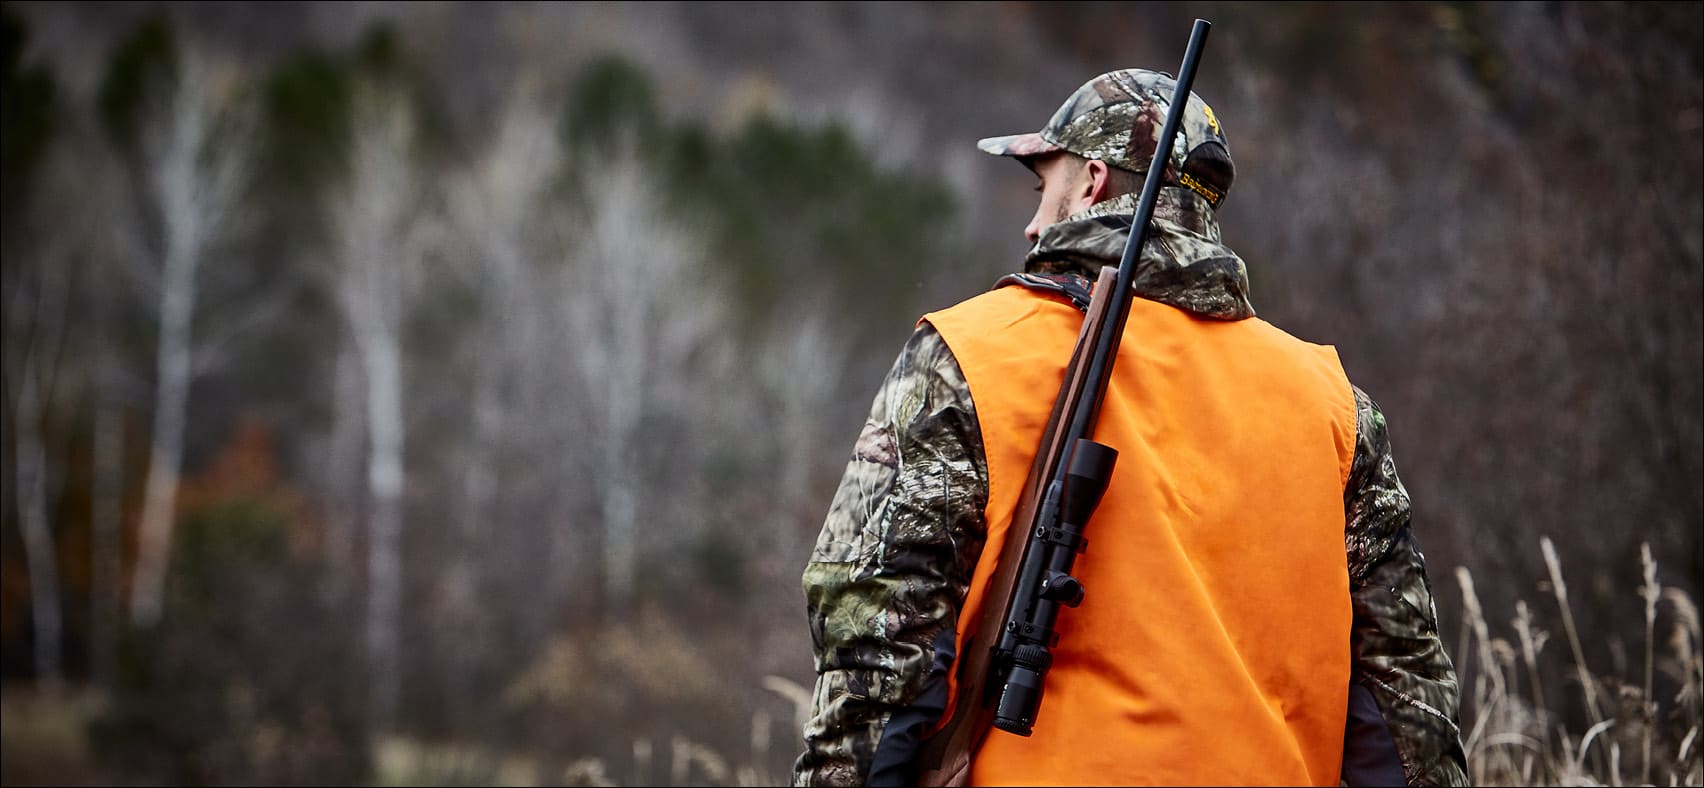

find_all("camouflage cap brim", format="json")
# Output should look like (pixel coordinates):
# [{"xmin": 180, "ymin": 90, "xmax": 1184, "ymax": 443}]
[{"xmin": 976, "ymin": 132, "xmax": 1062, "ymax": 161}]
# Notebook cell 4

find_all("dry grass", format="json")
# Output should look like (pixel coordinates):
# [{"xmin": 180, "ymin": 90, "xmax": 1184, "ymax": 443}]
[
  {"xmin": 7, "ymin": 539, "xmax": 1700, "ymax": 787},
  {"xmin": 408, "ymin": 537, "xmax": 1704, "ymax": 787},
  {"xmin": 455, "ymin": 537, "xmax": 1703, "ymax": 786},
  {"xmin": 1459, "ymin": 538, "xmax": 1703, "ymax": 786}
]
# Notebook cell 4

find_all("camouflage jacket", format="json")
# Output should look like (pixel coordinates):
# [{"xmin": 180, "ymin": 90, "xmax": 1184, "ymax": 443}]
[{"xmin": 793, "ymin": 189, "xmax": 1469, "ymax": 787}]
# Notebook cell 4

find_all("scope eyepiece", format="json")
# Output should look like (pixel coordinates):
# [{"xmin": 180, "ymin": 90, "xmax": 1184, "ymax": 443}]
[{"xmin": 993, "ymin": 643, "xmax": 1053, "ymax": 735}]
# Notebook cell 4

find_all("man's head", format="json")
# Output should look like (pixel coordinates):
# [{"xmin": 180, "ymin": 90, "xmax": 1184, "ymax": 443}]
[
  {"xmin": 979, "ymin": 68, "xmax": 1234, "ymax": 242},
  {"xmin": 1021, "ymin": 152, "xmax": 1144, "ymax": 243}
]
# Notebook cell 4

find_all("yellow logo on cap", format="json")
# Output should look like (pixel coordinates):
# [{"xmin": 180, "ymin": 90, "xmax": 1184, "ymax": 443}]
[
  {"xmin": 1201, "ymin": 103, "xmax": 1221, "ymax": 136},
  {"xmin": 1179, "ymin": 172, "xmax": 1224, "ymax": 208}
]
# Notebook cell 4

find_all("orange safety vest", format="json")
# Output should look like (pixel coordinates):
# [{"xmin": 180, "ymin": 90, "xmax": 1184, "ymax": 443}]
[{"xmin": 922, "ymin": 284, "xmax": 1359, "ymax": 786}]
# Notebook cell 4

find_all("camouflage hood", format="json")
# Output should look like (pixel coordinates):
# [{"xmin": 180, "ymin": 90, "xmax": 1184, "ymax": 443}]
[{"xmin": 1023, "ymin": 187, "xmax": 1255, "ymax": 320}]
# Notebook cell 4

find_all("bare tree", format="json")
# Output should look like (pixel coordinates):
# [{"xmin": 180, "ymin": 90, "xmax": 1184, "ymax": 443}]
[
  {"xmin": 558, "ymin": 149, "xmax": 725, "ymax": 614},
  {"xmin": 89, "ymin": 305, "xmax": 126, "ymax": 687},
  {"xmin": 327, "ymin": 80, "xmax": 431, "ymax": 731},
  {"xmin": 438, "ymin": 82, "xmax": 562, "ymax": 718},
  {"xmin": 84, "ymin": 124, "xmax": 142, "ymax": 690},
  {"xmin": 445, "ymin": 82, "xmax": 560, "ymax": 545},
  {"xmin": 126, "ymin": 55, "xmax": 253, "ymax": 629},
  {"xmin": 2, "ymin": 220, "xmax": 72, "ymax": 692},
  {"xmin": 2, "ymin": 101, "xmax": 140, "ymax": 690},
  {"xmin": 757, "ymin": 307, "xmax": 852, "ymax": 511}
]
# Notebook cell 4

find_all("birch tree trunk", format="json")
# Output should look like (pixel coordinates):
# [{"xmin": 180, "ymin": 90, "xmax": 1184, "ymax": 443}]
[
  {"xmin": 6, "ymin": 263, "xmax": 68, "ymax": 691},
  {"xmin": 129, "ymin": 216, "xmax": 196, "ymax": 628},
  {"xmin": 359, "ymin": 321, "xmax": 404, "ymax": 730},
  {"xmin": 127, "ymin": 59, "xmax": 248, "ymax": 629},
  {"xmin": 331, "ymin": 83, "xmax": 423, "ymax": 732}
]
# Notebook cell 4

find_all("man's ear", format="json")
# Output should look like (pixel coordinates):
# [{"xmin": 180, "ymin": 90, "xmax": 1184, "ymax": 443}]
[{"xmin": 1083, "ymin": 158, "xmax": 1113, "ymax": 206}]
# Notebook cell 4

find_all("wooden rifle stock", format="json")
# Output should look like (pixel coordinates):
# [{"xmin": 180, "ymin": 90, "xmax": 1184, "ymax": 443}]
[
  {"xmin": 915, "ymin": 20, "xmax": 1213, "ymax": 786},
  {"xmin": 915, "ymin": 266, "xmax": 1120, "ymax": 786}
]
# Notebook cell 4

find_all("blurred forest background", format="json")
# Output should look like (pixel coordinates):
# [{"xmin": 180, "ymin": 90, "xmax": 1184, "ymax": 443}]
[{"xmin": 0, "ymin": 1, "xmax": 1699, "ymax": 785}]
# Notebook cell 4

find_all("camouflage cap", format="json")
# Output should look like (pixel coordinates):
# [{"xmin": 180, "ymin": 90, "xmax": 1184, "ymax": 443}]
[{"xmin": 978, "ymin": 68, "xmax": 1234, "ymax": 208}]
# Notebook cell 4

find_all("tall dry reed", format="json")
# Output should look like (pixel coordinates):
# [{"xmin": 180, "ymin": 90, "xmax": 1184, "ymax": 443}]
[{"xmin": 1461, "ymin": 540, "xmax": 1702, "ymax": 786}]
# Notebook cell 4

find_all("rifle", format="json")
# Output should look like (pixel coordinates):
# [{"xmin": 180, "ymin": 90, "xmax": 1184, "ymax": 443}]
[{"xmin": 915, "ymin": 19, "xmax": 1214, "ymax": 786}]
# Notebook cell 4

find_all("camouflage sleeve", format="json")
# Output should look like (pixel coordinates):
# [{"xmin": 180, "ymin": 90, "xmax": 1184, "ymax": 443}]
[
  {"xmin": 1344, "ymin": 385, "xmax": 1470, "ymax": 786},
  {"xmin": 792, "ymin": 324, "xmax": 989, "ymax": 787}
]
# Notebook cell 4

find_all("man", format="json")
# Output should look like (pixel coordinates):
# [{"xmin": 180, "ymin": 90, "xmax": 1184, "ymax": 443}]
[{"xmin": 794, "ymin": 69, "xmax": 1467, "ymax": 786}]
